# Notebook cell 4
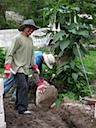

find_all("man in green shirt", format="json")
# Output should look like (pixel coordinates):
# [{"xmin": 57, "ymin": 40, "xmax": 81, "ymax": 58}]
[{"xmin": 4, "ymin": 19, "xmax": 40, "ymax": 114}]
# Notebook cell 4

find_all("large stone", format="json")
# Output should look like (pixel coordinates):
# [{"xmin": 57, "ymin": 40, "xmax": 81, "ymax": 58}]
[
  {"xmin": 0, "ymin": 28, "xmax": 49, "ymax": 48},
  {"xmin": 5, "ymin": 11, "xmax": 24, "ymax": 22},
  {"xmin": 36, "ymin": 85, "xmax": 58, "ymax": 108}
]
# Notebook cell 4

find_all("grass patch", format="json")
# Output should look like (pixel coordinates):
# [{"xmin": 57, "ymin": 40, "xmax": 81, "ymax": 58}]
[
  {"xmin": 76, "ymin": 50, "xmax": 96, "ymax": 82},
  {"xmin": 82, "ymin": 50, "xmax": 96, "ymax": 80}
]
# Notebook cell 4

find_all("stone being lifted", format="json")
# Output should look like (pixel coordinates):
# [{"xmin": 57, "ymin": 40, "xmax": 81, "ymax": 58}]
[{"xmin": 36, "ymin": 80, "xmax": 58, "ymax": 108}]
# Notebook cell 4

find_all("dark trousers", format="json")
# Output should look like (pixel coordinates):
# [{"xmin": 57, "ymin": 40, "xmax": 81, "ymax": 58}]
[{"xmin": 14, "ymin": 73, "xmax": 28, "ymax": 113}]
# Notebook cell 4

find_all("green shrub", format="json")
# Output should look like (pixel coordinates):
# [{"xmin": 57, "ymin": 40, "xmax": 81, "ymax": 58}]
[
  {"xmin": 43, "ymin": 49, "xmax": 96, "ymax": 100},
  {"xmin": 0, "ymin": 48, "xmax": 6, "ymax": 68},
  {"xmin": 5, "ymin": 19, "xmax": 20, "ymax": 29}
]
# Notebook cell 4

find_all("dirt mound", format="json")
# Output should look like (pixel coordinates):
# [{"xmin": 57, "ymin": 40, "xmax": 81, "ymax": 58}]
[{"xmin": 4, "ymin": 97, "xmax": 96, "ymax": 128}]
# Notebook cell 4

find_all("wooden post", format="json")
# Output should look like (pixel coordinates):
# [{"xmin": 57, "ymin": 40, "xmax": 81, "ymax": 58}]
[{"xmin": 94, "ymin": 103, "xmax": 96, "ymax": 118}]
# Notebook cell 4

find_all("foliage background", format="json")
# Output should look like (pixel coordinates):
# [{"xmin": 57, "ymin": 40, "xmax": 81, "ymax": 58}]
[{"xmin": 0, "ymin": 0, "xmax": 96, "ymax": 28}]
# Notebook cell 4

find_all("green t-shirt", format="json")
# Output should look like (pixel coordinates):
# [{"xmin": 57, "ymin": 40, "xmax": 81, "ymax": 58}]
[{"xmin": 5, "ymin": 33, "xmax": 35, "ymax": 75}]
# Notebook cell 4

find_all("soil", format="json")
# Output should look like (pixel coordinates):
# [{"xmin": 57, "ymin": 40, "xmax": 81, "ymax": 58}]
[{"xmin": 4, "ymin": 95, "xmax": 96, "ymax": 128}]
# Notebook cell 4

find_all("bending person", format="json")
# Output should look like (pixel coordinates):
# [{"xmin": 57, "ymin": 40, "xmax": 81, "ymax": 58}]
[{"xmin": 4, "ymin": 51, "xmax": 55, "ymax": 98}]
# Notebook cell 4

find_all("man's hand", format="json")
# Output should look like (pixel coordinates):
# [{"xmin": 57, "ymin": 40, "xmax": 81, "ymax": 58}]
[
  {"xmin": 43, "ymin": 80, "xmax": 50, "ymax": 86},
  {"xmin": 4, "ymin": 64, "xmax": 12, "ymax": 78},
  {"xmin": 37, "ymin": 84, "xmax": 47, "ymax": 93},
  {"xmin": 32, "ymin": 64, "xmax": 40, "ymax": 74},
  {"xmin": 36, "ymin": 79, "xmax": 47, "ymax": 93},
  {"xmin": 4, "ymin": 70, "xmax": 11, "ymax": 78}
]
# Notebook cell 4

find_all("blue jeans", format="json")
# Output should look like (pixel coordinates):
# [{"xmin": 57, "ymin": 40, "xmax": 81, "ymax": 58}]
[
  {"xmin": 4, "ymin": 73, "xmax": 16, "ymax": 99},
  {"xmin": 4, "ymin": 73, "xmax": 15, "ymax": 93},
  {"xmin": 3, "ymin": 70, "xmax": 43, "ymax": 99}
]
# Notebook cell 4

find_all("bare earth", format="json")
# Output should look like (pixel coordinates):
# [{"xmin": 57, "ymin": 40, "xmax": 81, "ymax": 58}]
[{"xmin": 4, "ymin": 96, "xmax": 96, "ymax": 128}]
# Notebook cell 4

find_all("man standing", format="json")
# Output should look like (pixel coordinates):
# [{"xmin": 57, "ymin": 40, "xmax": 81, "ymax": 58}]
[{"xmin": 4, "ymin": 19, "xmax": 39, "ymax": 114}]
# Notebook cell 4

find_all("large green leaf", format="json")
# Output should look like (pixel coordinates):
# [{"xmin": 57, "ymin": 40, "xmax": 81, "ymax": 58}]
[
  {"xmin": 60, "ymin": 40, "xmax": 70, "ymax": 51},
  {"xmin": 67, "ymin": 23, "xmax": 77, "ymax": 30},
  {"xmin": 68, "ymin": 29, "xmax": 77, "ymax": 34},
  {"xmin": 58, "ymin": 50, "xmax": 64, "ymax": 57},
  {"xmin": 63, "ymin": 91, "xmax": 77, "ymax": 100},
  {"xmin": 56, "ymin": 67, "xmax": 63, "ymax": 75},
  {"xmin": 72, "ymin": 73, "xmax": 78, "ymax": 81},
  {"xmin": 80, "ymin": 44, "xmax": 89, "ymax": 55},
  {"xmin": 70, "ymin": 61, "xmax": 75, "ymax": 69},
  {"xmin": 77, "ymin": 30, "xmax": 89, "ymax": 38},
  {"xmin": 71, "ymin": 7, "xmax": 80, "ymax": 11},
  {"xmin": 57, "ymin": 61, "xmax": 68, "ymax": 69},
  {"xmin": 67, "ymin": 77, "xmax": 73, "ymax": 84},
  {"xmin": 73, "ymin": 47, "xmax": 79, "ymax": 57},
  {"xmin": 54, "ymin": 41, "xmax": 60, "ymax": 48},
  {"xmin": 56, "ymin": 98, "xmax": 62, "ymax": 106},
  {"xmin": 64, "ymin": 65, "xmax": 70, "ymax": 71},
  {"xmin": 53, "ymin": 31, "xmax": 66, "ymax": 43}
]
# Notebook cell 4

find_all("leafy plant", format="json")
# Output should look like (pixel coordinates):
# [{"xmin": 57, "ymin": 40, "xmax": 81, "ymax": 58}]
[
  {"xmin": 42, "ymin": 0, "xmax": 94, "ymax": 98},
  {"xmin": 0, "ymin": 48, "xmax": 6, "ymax": 68},
  {"xmin": 56, "ymin": 91, "xmax": 78, "ymax": 105}
]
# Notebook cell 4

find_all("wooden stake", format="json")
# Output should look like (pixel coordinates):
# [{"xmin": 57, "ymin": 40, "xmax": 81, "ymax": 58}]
[{"xmin": 94, "ymin": 103, "xmax": 96, "ymax": 118}]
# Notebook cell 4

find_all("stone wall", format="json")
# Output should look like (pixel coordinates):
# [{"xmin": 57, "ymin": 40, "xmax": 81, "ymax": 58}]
[{"xmin": 0, "ymin": 28, "xmax": 50, "ymax": 49}]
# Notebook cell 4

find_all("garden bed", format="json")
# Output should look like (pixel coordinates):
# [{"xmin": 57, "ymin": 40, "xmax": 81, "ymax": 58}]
[{"xmin": 4, "ymin": 96, "xmax": 96, "ymax": 128}]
